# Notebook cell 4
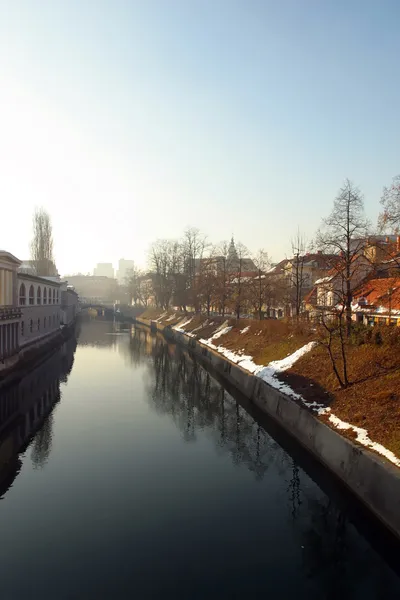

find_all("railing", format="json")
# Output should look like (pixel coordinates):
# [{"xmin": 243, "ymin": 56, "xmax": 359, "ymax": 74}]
[{"xmin": 0, "ymin": 307, "xmax": 22, "ymax": 321}]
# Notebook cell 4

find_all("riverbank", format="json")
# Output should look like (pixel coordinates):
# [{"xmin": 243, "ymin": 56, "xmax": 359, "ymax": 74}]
[{"xmin": 135, "ymin": 312, "xmax": 400, "ymax": 540}]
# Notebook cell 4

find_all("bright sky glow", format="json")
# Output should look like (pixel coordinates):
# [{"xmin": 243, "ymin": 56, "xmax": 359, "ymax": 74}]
[{"xmin": 1, "ymin": 0, "xmax": 399, "ymax": 275}]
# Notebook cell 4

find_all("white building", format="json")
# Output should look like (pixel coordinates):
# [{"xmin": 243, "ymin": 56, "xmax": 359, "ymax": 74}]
[
  {"xmin": 93, "ymin": 263, "xmax": 114, "ymax": 278},
  {"xmin": 0, "ymin": 250, "xmax": 79, "ymax": 372},
  {"xmin": 17, "ymin": 273, "xmax": 62, "ymax": 346},
  {"xmin": 116, "ymin": 258, "xmax": 135, "ymax": 284}
]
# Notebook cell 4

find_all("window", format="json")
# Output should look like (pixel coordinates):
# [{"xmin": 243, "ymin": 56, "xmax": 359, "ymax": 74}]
[
  {"xmin": 30, "ymin": 319, "xmax": 33, "ymax": 333},
  {"xmin": 37, "ymin": 318, "xmax": 40, "ymax": 331},
  {"xmin": 19, "ymin": 283, "xmax": 26, "ymax": 306},
  {"xmin": 37, "ymin": 286, "xmax": 41, "ymax": 304},
  {"xmin": 29, "ymin": 285, "xmax": 34, "ymax": 305},
  {"xmin": 21, "ymin": 321, "xmax": 24, "ymax": 336},
  {"xmin": 48, "ymin": 288, "xmax": 52, "ymax": 304},
  {"xmin": 56, "ymin": 290, "xmax": 59, "ymax": 303},
  {"xmin": 53, "ymin": 289, "xmax": 56, "ymax": 303},
  {"xmin": 44, "ymin": 317, "xmax": 46, "ymax": 329},
  {"xmin": 43, "ymin": 287, "xmax": 47, "ymax": 305}
]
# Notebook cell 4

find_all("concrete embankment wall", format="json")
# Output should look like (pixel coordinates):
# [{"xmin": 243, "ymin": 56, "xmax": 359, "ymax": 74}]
[
  {"xmin": 0, "ymin": 322, "xmax": 76, "ymax": 389},
  {"xmin": 135, "ymin": 316, "xmax": 400, "ymax": 540}
]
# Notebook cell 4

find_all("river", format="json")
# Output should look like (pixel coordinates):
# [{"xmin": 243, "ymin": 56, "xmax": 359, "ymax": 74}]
[{"xmin": 0, "ymin": 318, "xmax": 399, "ymax": 599}]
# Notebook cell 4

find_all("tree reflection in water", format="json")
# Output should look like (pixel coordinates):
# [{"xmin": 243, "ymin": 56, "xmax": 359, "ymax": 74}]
[
  {"xmin": 132, "ymin": 328, "xmax": 286, "ymax": 478},
  {"xmin": 129, "ymin": 325, "xmax": 400, "ymax": 598}
]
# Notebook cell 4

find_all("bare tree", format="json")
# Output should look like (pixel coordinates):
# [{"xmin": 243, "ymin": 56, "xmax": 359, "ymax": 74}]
[
  {"xmin": 316, "ymin": 180, "xmax": 369, "ymax": 337},
  {"xmin": 214, "ymin": 241, "xmax": 233, "ymax": 317},
  {"xmin": 198, "ymin": 250, "xmax": 218, "ymax": 316},
  {"xmin": 249, "ymin": 249, "xmax": 270, "ymax": 319},
  {"xmin": 149, "ymin": 239, "xmax": 180, "ymax": 309},
  {"xmin": 126, "ymin": 264, "xmax": 154, "ymax": 306},
  {"xmin": 30, "ymin": 207, "xmax": 56, "ymax": 276},
  {"xmin": 232, "ymin": 241, "xmax": 249, "ymax": 319},
  {"xmin": 379, "ymin": 174, "xmax": 400, "ymax": 232},
  {"xmin": 288, "ymin": 230, "xmax": 308, "ymax": 321},
  {"xmin": 182, "ymin": 227, "xmax": 208, "ymax": 312}
]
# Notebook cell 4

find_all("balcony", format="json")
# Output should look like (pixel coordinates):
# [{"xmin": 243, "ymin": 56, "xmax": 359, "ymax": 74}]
[{"xmin": 0, "ymin": 307, "xmax": 22, "ymax": 321}]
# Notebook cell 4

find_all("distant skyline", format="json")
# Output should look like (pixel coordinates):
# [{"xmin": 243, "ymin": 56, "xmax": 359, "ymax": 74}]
[{"xmin": 1, "ymin": 0, "xmax": 400, "ymax": 275}]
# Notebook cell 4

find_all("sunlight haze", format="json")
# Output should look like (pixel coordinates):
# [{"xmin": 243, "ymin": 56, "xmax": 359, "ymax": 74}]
[{"xmin": 1, "ymin": 0, "xmax": 399, "ymax": 274}]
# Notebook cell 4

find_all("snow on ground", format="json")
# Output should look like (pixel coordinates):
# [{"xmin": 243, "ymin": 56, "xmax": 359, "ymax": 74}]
[
  {"xmin": 166, "ymin": 313, "xmax": 176, "ymax": 321},
  {"xmin": 211, "ymin": 326, "xmax": 232, "ymax": 340},
  {"xmin": 173, "ymin": 317, "xmax": 193, "ymax": 333},
  {"xmin": 176, "ymin": 319, "xmax": 400, "ymax": 467},
  {"xmin": 240, "ymin": 326, "xmax": 250, "ymax": 334},
  {"xmin": 155, "ymin": 311, "xmax": 168, "ymax": 322}
]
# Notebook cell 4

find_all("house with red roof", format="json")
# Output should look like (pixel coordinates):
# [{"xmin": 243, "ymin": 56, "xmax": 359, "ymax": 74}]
[{"xmin": 352, "ymin": 277, "xmax": 400, "ymax": 326}]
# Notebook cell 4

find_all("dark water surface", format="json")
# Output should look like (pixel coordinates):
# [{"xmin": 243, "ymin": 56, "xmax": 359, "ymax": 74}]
[{"xmin": 0, "ymin": 319, "xmax": 399, "ymax": 599}]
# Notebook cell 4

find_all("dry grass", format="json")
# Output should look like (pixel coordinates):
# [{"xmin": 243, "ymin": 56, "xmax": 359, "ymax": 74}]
[
  {"xmin": 283, "ymin": 330, "xmax": 400, "ymax": 458},
  {"xmin": 139, "ymin": 309, "xmax": 400, "ymax": 462}
]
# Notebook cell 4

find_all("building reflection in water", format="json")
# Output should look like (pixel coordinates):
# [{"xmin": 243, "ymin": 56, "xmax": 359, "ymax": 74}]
[
  {"xmin": 0, "ymin": 332, "xmax": 77, "ymax": 498},
  {"xmin": 77, "ymin": 316, "xmax": 130, "ymax": 349},
  {"xmin": 129, "ymin": 325, "xmax": 400, "ymax": 598}
]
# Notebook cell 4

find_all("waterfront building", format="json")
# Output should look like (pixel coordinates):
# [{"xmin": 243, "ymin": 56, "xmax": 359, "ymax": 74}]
[
  {"xmin": 0, "ymin": 250, "xmax": 79, "ymax": 374},
  {"xmin": 0, "ymin": 251, "xmax": 22, "ymax": 361}
]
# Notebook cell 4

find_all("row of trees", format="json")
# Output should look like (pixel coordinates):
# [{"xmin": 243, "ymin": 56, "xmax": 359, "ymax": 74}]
[
  {"xmin": 128, "ymin": 229, "xmax": 283, "ymax": 318},
  {"xmin": 127, "ymin": 174, "xmax": 400, "ymax": 389}
]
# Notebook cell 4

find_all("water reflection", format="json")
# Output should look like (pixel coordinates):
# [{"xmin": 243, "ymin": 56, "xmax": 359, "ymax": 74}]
[
  {"xmin": 0, "ymin": 332, "xmax": 77, "ymax": 497},
  {"xmin": 0, "ymin": 320, "xmax": 398, "ymax": 599},
  {"xmin": 130, "ymin": 325, "xmax": 400, "ymax": 597}
]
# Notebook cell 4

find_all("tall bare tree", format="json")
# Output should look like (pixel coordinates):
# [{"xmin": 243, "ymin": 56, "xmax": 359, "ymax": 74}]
[
  {"xmin": 149, "ymin": 239, "xmax": 180, "ymax": 309},
  {"xmin": 249, "ymin": 249, "xmax": 270, "ymax": 319},
  {"xmin": 232, "ymin": 241, "xmax": 249, "ymax": 319},
  {"xmin": 182, "ymin": 227, "xmax": 208, "ymax": 312},
  {"xmin": 316, "ymin": 179, "xmax": 369, "ymax": 337},
  {"xmin": 289, "ymin": 229, "xmax": 308, "ymax": 321},
  {"xmin": 379, "ymin": 174, "xmax": 400, "ymax": 232},
  {"xmin": 214, "ymin": 241, "xmax": 232, "ymax": 317},
  {"xmin": 126, "ymin": 264, "xmax": 154, "ymax": 306},
  {"xmin": 198, "ymin": 250, "xmax": 218, "ymax": 316},
  {"xmin": 30, "ymin": 207, "xmax": 55, "ymax": 276}
]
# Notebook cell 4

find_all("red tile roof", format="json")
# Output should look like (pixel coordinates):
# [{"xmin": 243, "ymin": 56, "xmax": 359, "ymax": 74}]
[{"xmin": 353, "ymin": 277, "xmax": 400, "ymax": 311}]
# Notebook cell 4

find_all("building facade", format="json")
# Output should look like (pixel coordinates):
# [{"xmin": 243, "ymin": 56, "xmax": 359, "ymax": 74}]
[
  {"xmin": 60, "ymin": 283, "xmax": 79, "ymax": 326},
  {"xmin": 0, "ymin": 251, "xmax": 22, "ymax": 361},
  {"xmin": 17, "ymin": 273, "xmax": 62, "ymax": 346},
  {"xmin": 117, "ymin": 259, "xmax": 135, "ymax": 284},
  {"xmin": 94, "ymin": 263, "xmax": 114, "ymax": 278},
  {"xmin": 65, "ymin": 275, "xmax": 117, "ymax": 304}
]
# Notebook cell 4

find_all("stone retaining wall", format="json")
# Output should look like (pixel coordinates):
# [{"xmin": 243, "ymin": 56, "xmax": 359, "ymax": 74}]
[{"xmin": 135, "ymin": 316, "xmax": 400, "ymax": 540}]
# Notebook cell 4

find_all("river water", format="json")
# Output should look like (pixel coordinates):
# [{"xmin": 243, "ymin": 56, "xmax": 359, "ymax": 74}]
[{"xmin": 0, "ymin": 319, "xmax": 399, "ymax": 599}]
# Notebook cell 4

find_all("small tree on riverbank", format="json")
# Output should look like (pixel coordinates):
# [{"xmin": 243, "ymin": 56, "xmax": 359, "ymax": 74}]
[{"xmin": 316, "ymin": 179, "xmax": 369, "ymax": 338}]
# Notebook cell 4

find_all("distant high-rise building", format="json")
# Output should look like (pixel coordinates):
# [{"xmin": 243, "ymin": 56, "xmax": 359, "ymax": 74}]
[
  {"xmin": 117, "ymin": 259, "xmax": 135, "ymax": 284},
  {"xmin": 93, "ymin": 263, "xmax": 114, "ymax": 278}
]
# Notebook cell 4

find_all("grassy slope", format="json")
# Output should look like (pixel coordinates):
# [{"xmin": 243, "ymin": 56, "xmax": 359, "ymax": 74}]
[{"xmin": 139, "ymin": 309, "xmax": 400, "ymax": 460}]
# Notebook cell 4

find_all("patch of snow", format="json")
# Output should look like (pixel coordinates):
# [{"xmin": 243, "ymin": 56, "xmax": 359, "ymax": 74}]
[
  {"xmin": 154, "ymin": 311, "xmax": 168, "ymax": 322},
  {"xmin": 326, "ymin": 414, "xmax": 400, "ymax": 468},
  {"xmin": 185, "ymin": 323, "xmax": 400, "ymax": 468},
  {"xmin": 211, "ymin": 326, "xmax": 232, "ymax": 340},
  {"xmin": 240, "ymin": 326, "xmax": 250, "ymax": 334},
  {"xmin": 266, "ymin": 342, "xmax": 317, "ymax": 372},
  {"xmin": 173, "ymin": 317, "xmax": 193, "ymax": 333},
  {"xmin": 191, "ymin": 320, "xmax": 208, "ymax": 334},
  {"xmin": 315, "ymin": 276, "xmax": 333, "ymax": 285},
  {"xmin": 166, "ymin": 313, "xmax": 176, "ymax": 321}
]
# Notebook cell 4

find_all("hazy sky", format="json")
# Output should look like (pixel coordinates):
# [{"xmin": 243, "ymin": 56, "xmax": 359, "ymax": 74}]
[{"xmin": 1, "ymin": 0, "xmax": 399, "ymax": 275}]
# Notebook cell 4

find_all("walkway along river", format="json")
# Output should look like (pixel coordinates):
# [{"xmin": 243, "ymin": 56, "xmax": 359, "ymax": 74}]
[{"xmin": 0, "ymin": 318, "xmax": 399, "ymax": 599}]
